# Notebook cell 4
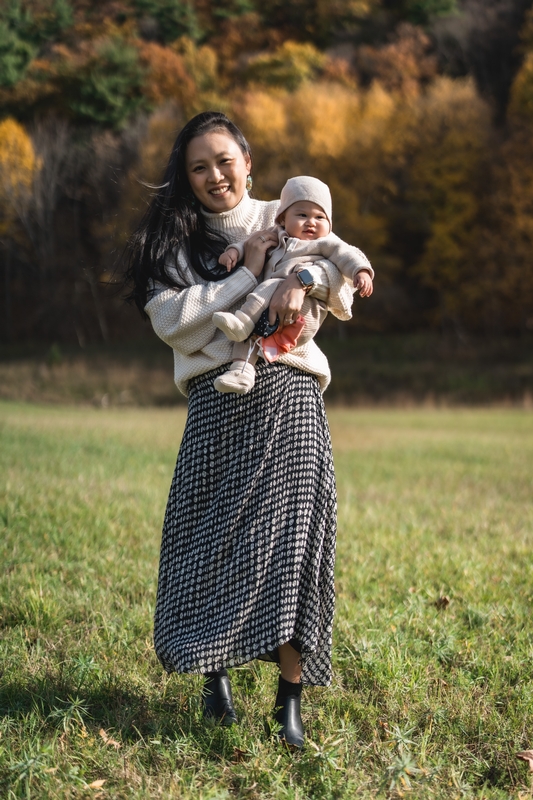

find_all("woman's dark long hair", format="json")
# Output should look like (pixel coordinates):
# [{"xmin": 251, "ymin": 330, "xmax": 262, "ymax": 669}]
[{"xmin": 123, "ymin": 111, "xmax": 253, "ymax": 317}]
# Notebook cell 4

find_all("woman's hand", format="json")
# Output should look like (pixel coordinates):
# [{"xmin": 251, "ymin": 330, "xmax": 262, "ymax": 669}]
[
  {"xmin": 269, "ymin": 273, "xmax": 307, "ymax": 328},
  {"xmin": 242, "ymin": 230, "xmax": 277, "ymax": 278}
]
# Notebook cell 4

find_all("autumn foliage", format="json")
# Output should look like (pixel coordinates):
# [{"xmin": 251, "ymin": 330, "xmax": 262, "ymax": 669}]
[
  {"xmin": 0, "ymin": 117, "xmax": 40, "ymax": 219},
  {"xmin": 1, "ymin": 0, "xmax": 533, "ymax": 342}
]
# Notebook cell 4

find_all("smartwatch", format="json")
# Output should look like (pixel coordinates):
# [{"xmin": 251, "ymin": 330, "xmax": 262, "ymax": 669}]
[{"xmin": 296, "ymin": 268, "xmax": 315, "ymax": 294}]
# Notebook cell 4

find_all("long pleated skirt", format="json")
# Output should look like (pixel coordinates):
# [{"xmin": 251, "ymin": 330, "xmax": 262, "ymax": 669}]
[{"xmin": 153, "ymin": 362, "xmax": 337, "ymax": 685}]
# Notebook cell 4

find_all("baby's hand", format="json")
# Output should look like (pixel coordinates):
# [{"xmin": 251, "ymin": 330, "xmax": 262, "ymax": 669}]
[
  {"xmin": 219, "ymin": 247, "xmax": 239, "ymax": 272},
  {"xmin": 353, "ymin": 270, "xmax": 373, "ymax": 298}
]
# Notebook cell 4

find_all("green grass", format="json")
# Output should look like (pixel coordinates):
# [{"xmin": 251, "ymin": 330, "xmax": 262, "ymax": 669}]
[{"xmin": 1, "ymin": 402, "xmax": 533, "ymax": 798}]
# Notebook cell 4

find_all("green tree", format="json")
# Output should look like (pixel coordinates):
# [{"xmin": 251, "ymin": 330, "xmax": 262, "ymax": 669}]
[
  {"xmin": 247, "ymin": 0, "xmax": 377, "ymax": 47},
  {"xmin": 66, "ymin": 38, "xmax": 148, "ymax": 128},
  {"xmin": 383, "ymin": 0, "xmax": 458, "ymax": 25},
  {"xmin": 0, "ymin": 0, "xmax": 36, "ymax": 87},
  {"xmin": 211, "ymin": 0, "xmax": 255, "ymax": 21},
  {"xmin": 133, "ymin": 0, "xmax": 201, "ymax": 43},
  {"xmin": 0, "ymin": 0, "xmax": 74, "ymax": 87},
  {"xmin": 28, "ymin": 0, "xmax": 73, "ymax": 45}
]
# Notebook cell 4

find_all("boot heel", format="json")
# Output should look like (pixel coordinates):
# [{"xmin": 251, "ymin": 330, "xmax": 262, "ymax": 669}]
[
  {"xmin": 202, "ymin": 670, "xmax": 238, "ymax": 726},
  {"xmin": 273, "ymin": 677, "xmax": 304, "ymax": 748}
]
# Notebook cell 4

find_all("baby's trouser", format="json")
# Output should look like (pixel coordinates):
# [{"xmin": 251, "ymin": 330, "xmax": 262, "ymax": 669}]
[
  {"xmin": 236, "ymin": 277, "xmax": 284, "ymax": 323},
  {"xmin": 231, "ymin": 295, "xmax": 327, "ymax": 365}
]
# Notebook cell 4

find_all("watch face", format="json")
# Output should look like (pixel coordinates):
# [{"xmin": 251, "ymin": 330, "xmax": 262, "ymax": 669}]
[{"xmin": 298, "ymin": 269, "xmax": 314, "ymax": 287}]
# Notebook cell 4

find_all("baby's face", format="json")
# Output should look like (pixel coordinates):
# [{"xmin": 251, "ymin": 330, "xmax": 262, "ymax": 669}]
[{"xmin": 282, "ymin": 201, "xmax": 330, "ymax": 241}]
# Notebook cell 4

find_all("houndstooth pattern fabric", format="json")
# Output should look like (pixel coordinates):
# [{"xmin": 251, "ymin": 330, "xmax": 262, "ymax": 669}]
[{"xmin": 153, "ymin": 362, "xmax": 337, "ymax": 686}]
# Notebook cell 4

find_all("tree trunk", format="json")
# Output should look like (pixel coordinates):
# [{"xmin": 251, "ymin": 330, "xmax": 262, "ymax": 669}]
[{"xmin": 3, "ymin": 243, "xmax": 11, "ymax": 342}]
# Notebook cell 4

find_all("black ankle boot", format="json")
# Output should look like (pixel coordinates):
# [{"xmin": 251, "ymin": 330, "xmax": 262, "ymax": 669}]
[
  {"xmin": 202, "ymin": 669, "xmax": 238, "ymax": 726},
  {"xmin": 274, "ymin": 676, "xmax": 304, "ymax": 748}
]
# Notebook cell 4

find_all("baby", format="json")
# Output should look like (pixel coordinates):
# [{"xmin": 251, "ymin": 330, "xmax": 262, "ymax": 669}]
[{"xmin": 212, "ymin": 176, "xmax": 374, "ymax": 394}]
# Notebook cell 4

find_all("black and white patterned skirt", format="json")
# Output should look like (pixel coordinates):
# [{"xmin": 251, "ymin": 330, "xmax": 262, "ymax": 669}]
[{"xmin": 153, "ymin": 362, "xmax": 337, "ymax": 686}]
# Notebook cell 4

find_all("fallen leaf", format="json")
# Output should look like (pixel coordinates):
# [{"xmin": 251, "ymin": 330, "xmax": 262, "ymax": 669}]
[
  {"xmin": 99, "ymin": 728, "xmax": 121, "ymax": 749},
  {"xmin": 517, "ymin": 750, "xmax": 533, "ymax": 771},
  {"xmin": 231, "ymin": 747, "xmax": 247, "ymax": 763},
  {"xmin": 88, "ymin": 779, "xmax": 106, "ymax": 788},
  {"xmin": 435, "ymin": 595, "xmax": 450, "ymax": 610}
]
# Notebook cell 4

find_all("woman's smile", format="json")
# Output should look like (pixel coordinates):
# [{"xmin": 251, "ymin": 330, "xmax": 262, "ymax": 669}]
[{"xmin": 210, "ymin": 184, "xmax": 230, "ymax": 196}]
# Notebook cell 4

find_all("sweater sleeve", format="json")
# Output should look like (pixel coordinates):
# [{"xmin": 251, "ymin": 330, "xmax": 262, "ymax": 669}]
[
  {"xmin": 225, "ymin": 240, "xmax": 246, "ymax": 260},
  {"xmin": 310, "ymin": 258, "xmax": 356, "ymax": 321},
  {"xmin": 318, "ymin": 233, "xmax": 374, "ymax": 281},
  {"xmin": 145, "ymin": 265, "xmax": 257, "ymax": 355}
]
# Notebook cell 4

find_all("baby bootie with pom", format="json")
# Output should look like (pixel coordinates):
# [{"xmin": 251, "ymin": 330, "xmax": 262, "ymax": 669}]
[
  {"xmin": 214, "ymin": 361, "xmax": 256, "ymax": 394},
  {"xmin": 212, "ymin": 311, "xmax": 255, "ymax": 342}
]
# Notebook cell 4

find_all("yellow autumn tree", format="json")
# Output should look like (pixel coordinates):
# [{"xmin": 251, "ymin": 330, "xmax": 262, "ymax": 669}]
[
  {"xmin": 139, "ymin": 42, "xmax": 197, "ymax": 111},
  {"xmin": 477, "ymin": 126, "xmax": 533, "ymax": 332},
  {"xmin": 401, "ymin": 78, "xmax": 491, "ymax": 325},
  {"xmin": 0, "ymin": 118, "xmax": 41, "ymax": 231},
  {"xmin": 233, "ymin": 79, "xmax": 400, "ymax": 307},
  {"xmin": 477, "ymin": 45, "xmax": 533, "ymax": 331},
  {"xmin": 234, "ymin": 75, "xmax": 493, "ymax": 330},
  {"xmin": 243, "ymin": 41, "xmax": 326, "ymax": 91}
]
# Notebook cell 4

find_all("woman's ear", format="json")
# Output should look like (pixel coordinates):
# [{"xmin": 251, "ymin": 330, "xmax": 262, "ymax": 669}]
[{"xmin": 244, "ymin": 153, "xmax": 252, "ymax": 173}]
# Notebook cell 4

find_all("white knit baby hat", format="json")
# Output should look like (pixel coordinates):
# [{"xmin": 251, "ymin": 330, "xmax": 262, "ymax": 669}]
[{"xmin": 275, "ymin": 176, "xmax": 332, "ymax": 230}]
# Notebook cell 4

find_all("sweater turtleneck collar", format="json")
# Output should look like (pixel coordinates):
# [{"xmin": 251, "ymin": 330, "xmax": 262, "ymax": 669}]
[{"xmin": 201, "ymin": 191, "xmax": 254, "ymax": 233}]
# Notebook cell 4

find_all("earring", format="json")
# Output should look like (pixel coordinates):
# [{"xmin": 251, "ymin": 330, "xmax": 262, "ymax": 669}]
[{"xmin": 246, "ymin": 175, "xmax": 253, "ymax": 191}]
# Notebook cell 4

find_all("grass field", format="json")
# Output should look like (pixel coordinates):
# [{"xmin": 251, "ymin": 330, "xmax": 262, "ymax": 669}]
[{"xmin": 1, "ymin": 401, "xmax": 533, "ymax": 799}]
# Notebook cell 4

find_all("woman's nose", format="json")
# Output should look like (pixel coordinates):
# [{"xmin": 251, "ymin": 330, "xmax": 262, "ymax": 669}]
[{"xmin": 207, "ymin": 165, "xmax": 223, "ymax": 182}]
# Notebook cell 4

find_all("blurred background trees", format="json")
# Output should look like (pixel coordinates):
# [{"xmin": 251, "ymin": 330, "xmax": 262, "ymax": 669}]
[{"xmin": 1, "ymin": 0, "xmax": 533, "ymax": 344}]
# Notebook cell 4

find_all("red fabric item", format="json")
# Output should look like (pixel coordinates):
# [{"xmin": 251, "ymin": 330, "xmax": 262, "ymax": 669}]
[{"xmin": 260, "ymin": 315, "xmax": 305, "ymax": 363}]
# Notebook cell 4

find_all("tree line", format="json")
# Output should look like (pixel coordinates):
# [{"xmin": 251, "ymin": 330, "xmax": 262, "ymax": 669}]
[{"xmin": 1, "ymin": 0, "xmax": 533, "ymax": 344}]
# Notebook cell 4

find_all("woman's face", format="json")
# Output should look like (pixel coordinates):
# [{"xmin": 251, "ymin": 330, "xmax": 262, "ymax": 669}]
[{"xmin": 186, "ymin": 131, "xmax": 251, "ymax": 213}]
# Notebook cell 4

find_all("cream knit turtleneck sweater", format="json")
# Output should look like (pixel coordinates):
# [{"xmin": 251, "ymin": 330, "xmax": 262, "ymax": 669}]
[{"xmin": 144, "ymin": 191, "xmax": 333, "ymax": 396}]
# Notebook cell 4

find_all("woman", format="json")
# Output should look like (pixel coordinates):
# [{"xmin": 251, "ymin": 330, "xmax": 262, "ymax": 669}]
[{"xmin": 125, "ymin": 111, "xmax": 337, "ymax": 749}]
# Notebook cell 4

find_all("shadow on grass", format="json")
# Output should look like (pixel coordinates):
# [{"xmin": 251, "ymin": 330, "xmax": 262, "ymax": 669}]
[{"xmin": 0, "ymin": 673, "xmax": 243, "ymax": 756}]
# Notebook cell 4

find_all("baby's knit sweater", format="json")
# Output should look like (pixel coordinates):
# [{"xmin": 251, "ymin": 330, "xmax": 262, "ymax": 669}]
[
  {"xmin": 145, "ymin": 192, "xmax": 335, "ymax": 396},
  {"xmin": 231, "ymin": 225, "xmax": 373, "ymax": 285}
]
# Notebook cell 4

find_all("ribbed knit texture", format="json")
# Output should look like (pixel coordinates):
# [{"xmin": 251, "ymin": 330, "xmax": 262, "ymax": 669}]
[{"xmin": 144, "ymin": 192, "xmax": 332, "ymax": 396}]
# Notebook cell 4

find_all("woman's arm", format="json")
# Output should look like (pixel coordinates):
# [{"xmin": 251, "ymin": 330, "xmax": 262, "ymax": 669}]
[
  {"xmin": 145, "ymin": 267, "xmax": 258, "ymax": 354},
  {"xmin": 146, "ymin": 232, "xmax": 276, "ymax": 354}
]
